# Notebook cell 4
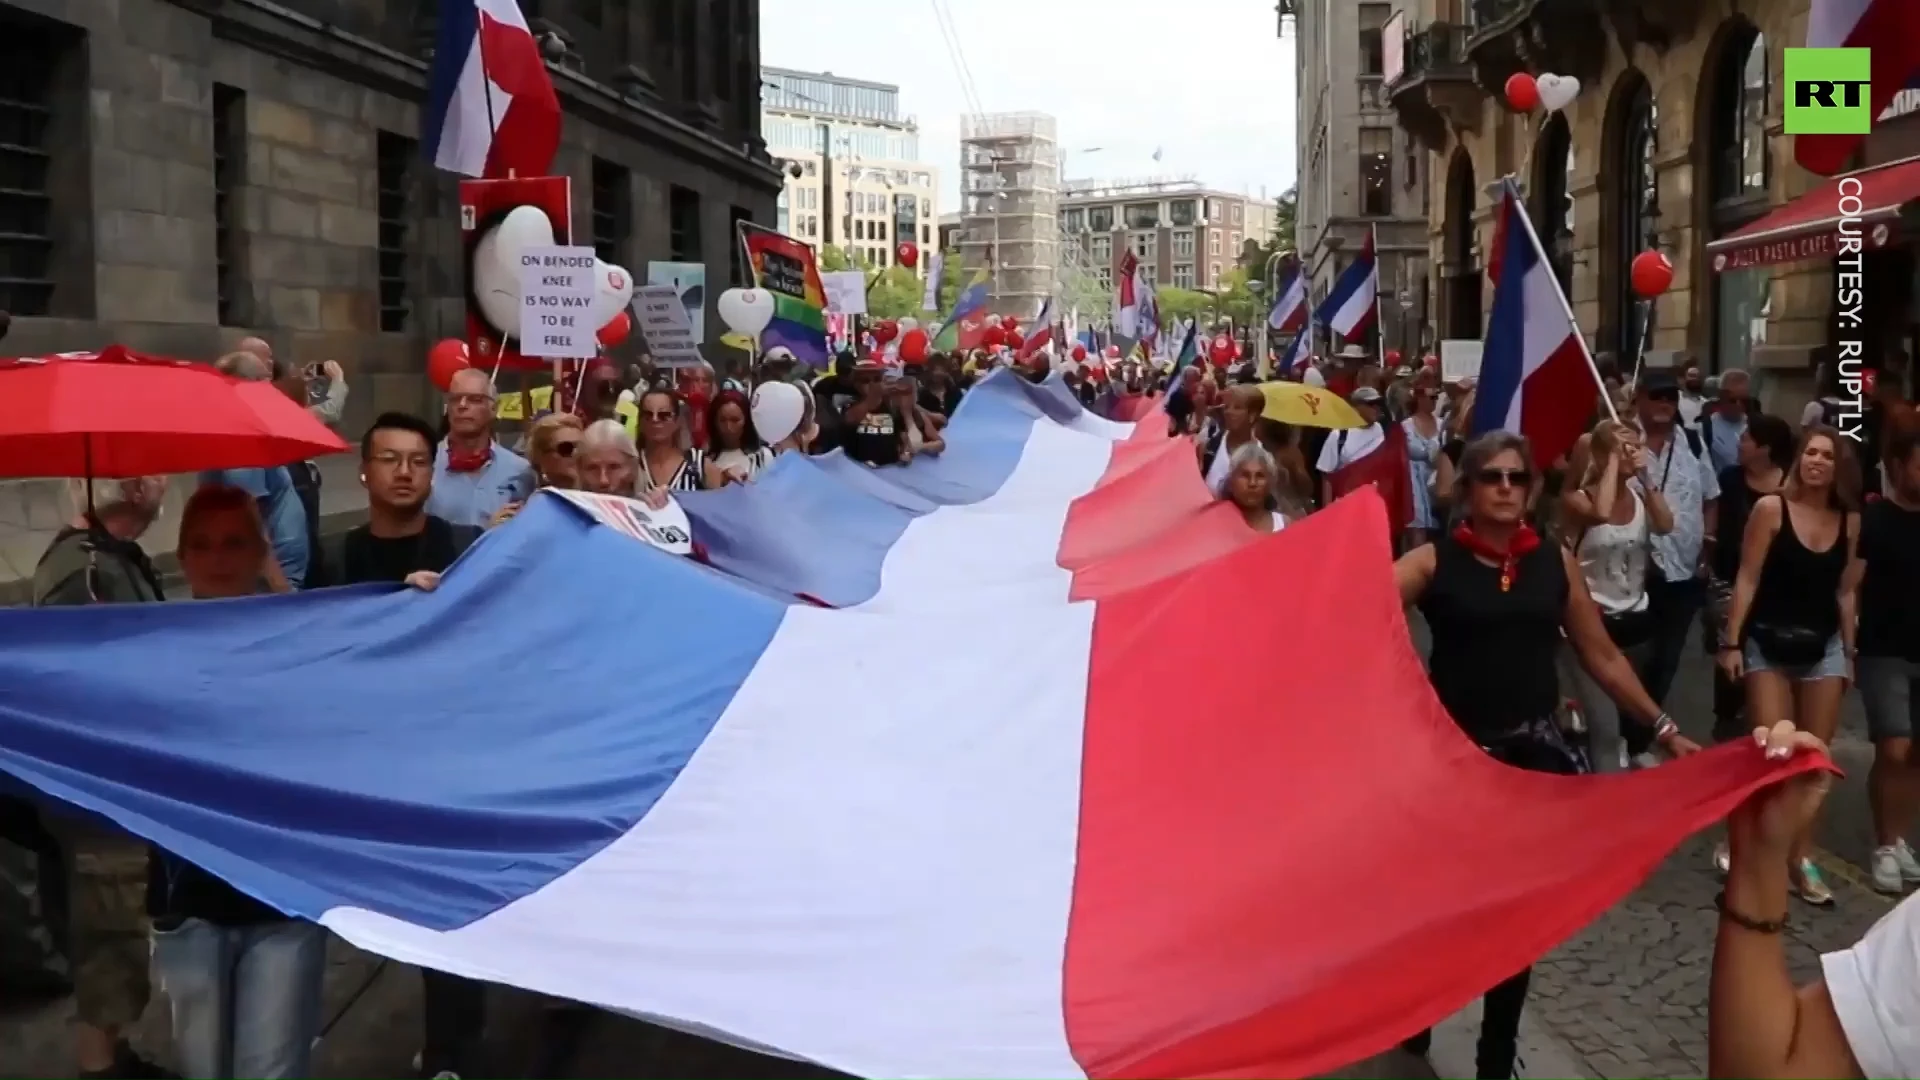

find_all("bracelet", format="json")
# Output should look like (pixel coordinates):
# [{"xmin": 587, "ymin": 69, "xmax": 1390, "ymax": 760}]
[
  {"xmin": 1653, "ymin": 714, "xmax": 1678, "ymax": 741},
  {"xmin": 1714, "ymin": 890, "xmax": 1787, "ymax": 934}
]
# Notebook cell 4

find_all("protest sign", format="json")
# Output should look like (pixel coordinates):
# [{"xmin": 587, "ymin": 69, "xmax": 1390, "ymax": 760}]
[{"xmin": 518, "ymin": 245, "xmax": 598, "ymax": 358}]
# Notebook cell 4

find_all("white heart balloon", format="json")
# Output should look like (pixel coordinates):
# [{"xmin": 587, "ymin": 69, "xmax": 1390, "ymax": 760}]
[
  {"xmin": 471, "ymin": 205, "xmax": 557, "ymax": 336},
  {"xmin": 588, "ymin": 261, "xmax": 634, "ymax": 330},
  {"xmin": 750, "ymin": 379, "xmax": 806, "ymax": 444},
  {"xmin": 1537, "ymin": 73, "xmax": 1581, "ymax": 113},
  {"xmin": 897, "ymin": 316, "xmax": 919, "ymax": 333},
  {"xmin": 717, "ymin": 287, "xmax": 776, "ymax": 337}
]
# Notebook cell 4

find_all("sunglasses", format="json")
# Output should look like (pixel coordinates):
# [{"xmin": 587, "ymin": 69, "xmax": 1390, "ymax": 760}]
[
  {"xmin": 1474, "ymin": 467, "xmax": 1533, "ymax": 489},
  {"xmin": 553, "ymin": 440, "xmax": 579, "ymax": 457},
  {"xmin": 643, "ymin": 409, "xmax": 676, "ymax": 422},
  {"xmin": 1645, "ymin": 389, "xmax": 1679, "ymax": 403}
]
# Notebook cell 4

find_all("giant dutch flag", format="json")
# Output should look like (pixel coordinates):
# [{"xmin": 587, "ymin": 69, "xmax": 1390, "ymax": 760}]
[{"xmin": 0, "ymin": 371, "xmax": 1822, "ymax": 1078}]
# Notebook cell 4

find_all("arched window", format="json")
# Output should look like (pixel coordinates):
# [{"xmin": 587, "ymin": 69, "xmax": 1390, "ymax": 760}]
[
  {"xmin": 1443, "ymin": 149, "xmax": 1480, "ymax": 340},
  {"xmin": 1530, "ymin": 115, "xmax": 1575, "ymax": 296},
  {"xmin": 1608, "ymin": 78, "xmax": 1659, "ymax": 366},
  {"xmin": 1707, "ymin": 24, "xmax": 1772, "ymax": 375}
]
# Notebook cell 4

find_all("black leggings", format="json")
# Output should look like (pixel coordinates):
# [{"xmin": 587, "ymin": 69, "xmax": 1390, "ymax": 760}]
[{"xmin": 1401, "ymin": 966, "xmax": 1532, "ymax": 1080}]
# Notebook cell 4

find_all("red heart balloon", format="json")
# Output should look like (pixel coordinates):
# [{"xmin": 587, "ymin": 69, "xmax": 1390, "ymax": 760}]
[{"xmin": 427, "ymin": 339, "xmax": 471, "ymax": 392}]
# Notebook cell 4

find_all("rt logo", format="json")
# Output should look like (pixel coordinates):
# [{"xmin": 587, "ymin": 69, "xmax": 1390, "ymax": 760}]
[{"xmin": 1785, "ymin": 48, "xmax": 1873, "ymax": 135}]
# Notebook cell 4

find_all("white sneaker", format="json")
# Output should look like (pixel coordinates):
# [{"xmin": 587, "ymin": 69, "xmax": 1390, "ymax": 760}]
[
  {"xmin": 1712, "ymin": 840, "xmax": 1731, "ymax": 876},
  {"xmin": 1630, "ymin": 752, "xmax": 1661, "ymax": 770},
  {"xmin": 1872, "ymin": 847, "xmax": 1905, "ymax": 893}
]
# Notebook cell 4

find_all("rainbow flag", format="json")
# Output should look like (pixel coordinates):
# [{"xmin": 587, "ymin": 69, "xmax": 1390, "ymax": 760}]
[
  {"xmin": 931, "ymin": 269, "xmax": 990, "ymax": 353},
  {"xmin": 738, "ymin": 222, "xmax": 828, "ymax": 365}
]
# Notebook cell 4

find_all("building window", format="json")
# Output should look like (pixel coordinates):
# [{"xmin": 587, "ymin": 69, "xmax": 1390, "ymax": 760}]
[
  {"xmin": 0, "ymin": 32, "xmax": 58, "ymax": 317},
  {"xmin": 669, "ymin": 184, "xmax": 702, "ymax": 262},
  {"xmin": 1169, "ymin": 200, "xmax": 1196, "ymax": 227},
  {"xmin": 1173, "ymin": 263, "xmax": 1194, "ymax": 288},
  {"xmin": 1607, "ymin": 78, "xmax": 1659, "ymax": 366},
  {"xmin": 590, "ymin": 157, "xmax": 630, "ymax": 265},
  {"xmin": 921, "ymin": 224, "xmax": 930, "ymax": 244},
  {"xmin": 1209, "ymin": 230, "xmax": 1221, "ymax": 256},
  {"xmin": 729, "ymin": 207, "xmax": 751, "ymax": 285},
  {"xmin": 854, "ymin": 219, "xmax": 865, "ymax": 240},
  {"xmin": 375, "ymin": 131, "xmax": 415, "ymax": 333},
  {"xmin": 1130, "ymin": 231, "xmax": 1156, "ymax": 260},
  {"xmin": 1172, "ymin": 229, "xmax": 1195, "ymax": 259},
  {"xmin": 1064, "ymin": 207, "xmax": 1085, "ymax": 231},
  {"xmin": 1360, "ymin": 127, "xmax": 1393, "ymax": 216},
  {"xmin": 1123, "ymin": 202, "xmax": 1159, "ymax": 229},
  {"xmin": 874, "ymin": 220, "xmax": 888, "ymax": 241},
  {"xmin": 1090, "ymin": 234, "xmax": 1112, "ymax": 264},
  {"xmin": 1142, "ymin": 265, "xmax": 1158, "ymax": 288},
  {"xmin": 1210, "ymin": 263, "xmax": 1221, "ymax": 286},
  {"xmin": 1709, "ymin": 26, "xmax": 1773, "ymax": 376},
  {"xmin": 212, "ymin": 84, "xmax": 246, "ymax": 326},
  {"xmin": 1359, "ymin": 3, "xmax": 1391, "ymax": 76},
  {"xmin": 1095, "ymin": 268, "xmax": 1112, "ymax": 291},
  {"xmin": 1087, "ymin": 205, "xmax": 1114, "ymax": 232},
  {"xmin": 1205, "ymin": 198, "xmax": 1221, "ymax": 221}
]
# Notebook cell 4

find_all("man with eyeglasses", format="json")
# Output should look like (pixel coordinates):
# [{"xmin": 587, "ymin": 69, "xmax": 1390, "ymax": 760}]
[{"xmin": 427, "ymin": 367, "xmax": 535, "ymax": 530}]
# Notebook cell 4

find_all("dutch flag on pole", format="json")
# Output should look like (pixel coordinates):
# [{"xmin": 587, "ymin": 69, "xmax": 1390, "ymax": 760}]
[
  {"xmin": 423, "ymin": 0, "xmax": 562, "ymax": 178},
  {"xmin": 1313, "ymin": 233, "xmax": 1377, "ymax": 343},
  {"xmin": 1267, "ymin": 266, "xmax": 1308, "ymax": 334},
  {"xmin": 1471, "ymin": 179, "xmax": 1603, "ymax": 467},
  {"xmin": 1281, "ymin": 320, "xmax": 1313, "ymax": 376},
  {"xmin": 1018, "ymin": 298, "xmax": 1055, "ymax": 360}
]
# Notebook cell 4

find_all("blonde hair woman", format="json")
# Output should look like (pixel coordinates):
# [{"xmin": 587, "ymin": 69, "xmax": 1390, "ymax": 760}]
[{"xmin": 487, "ymin": 414, "xmax": 584, "ymax": 527}]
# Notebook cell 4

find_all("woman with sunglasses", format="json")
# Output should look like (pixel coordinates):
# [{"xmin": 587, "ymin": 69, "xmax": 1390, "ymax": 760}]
[
  {"xmin": 1394, "ymin": 430, "xmax": 1697, "ymax": 1080},
  {"xmin": 636, "ymin": 388, "xmax": 706, "ymax": 494},
  {"xmin": 486, "ymin": 413, "xmax": 583, "ymax": 527},
  {"xmin": 1403, "ymin": 374, "xmax": 1445, "ymax": 547}
]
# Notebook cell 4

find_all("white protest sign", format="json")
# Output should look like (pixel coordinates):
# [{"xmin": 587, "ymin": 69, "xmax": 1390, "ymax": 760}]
[
  {"xmin": 632, "ymin": 283, "xmax": 704, "ymax": 367},
  {"xmin": 1440, "ymin": 339, "xmax": 1483, "ymax": 383},
  {"xmin": 517, "ymin": 245, "xmax": 599, "ymax": 358},
  {"xmin": 553, "ymin": 489, "xmax": 696, "ymax": 556},
  {"xmin": 821, "ymin": 270, "xmax": 868, "ymax": 316}
]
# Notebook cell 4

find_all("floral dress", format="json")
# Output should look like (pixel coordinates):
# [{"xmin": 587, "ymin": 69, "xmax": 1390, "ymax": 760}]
[{"xmin": 1403, "ymin": 416, "xmax": 1444, "ymax": 530}]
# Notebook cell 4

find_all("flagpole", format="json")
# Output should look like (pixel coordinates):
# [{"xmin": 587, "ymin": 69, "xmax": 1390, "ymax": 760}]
[
  {"xmin": 1371, "ymin": 223, "xmax": 1386, "ymax": 366},
  {"xmin": 1499, "ymin": 175, "xmax": 1618, "ymax": 424}
]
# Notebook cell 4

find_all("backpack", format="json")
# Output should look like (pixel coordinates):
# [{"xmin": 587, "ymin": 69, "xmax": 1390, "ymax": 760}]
[{"xmin": 1680, "ymin": 425, "xmax": 1703, "ymax": 461}]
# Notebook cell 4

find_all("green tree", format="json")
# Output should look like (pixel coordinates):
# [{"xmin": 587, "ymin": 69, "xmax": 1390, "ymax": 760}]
[
  {"xmin": 935, "ymin": 251, "xmax": 972, "ymax": 314},
  {"xmin": 817, "ymin": 245, "xmax": 870, "ymax": 273},
  {"xmin": 1213, "ymin": 267, "xmax": 1263, "ymax": 328},
  {"xmin": 866, "ymin": 266, "xmax": 923, "ymax": 320},
  {"xmin": 1155, "ymin": 287, "xmax": 1212, "ymax": 326},
  {"xmin": 1238, "ymin": 186, "xmax": 1300, "ymax": 282}
]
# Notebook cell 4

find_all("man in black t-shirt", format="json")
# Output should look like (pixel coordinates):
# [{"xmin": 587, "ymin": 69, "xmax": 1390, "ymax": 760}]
[
  {"xmin": 313, "ymin": 412, "xmax": 480, "ymax": 590},
  {"xmin": 308, "ymin": 412, "xmax": 484, "ymax": 1078},
  {"xmin": 842, "ymin": 362, "xmax": 911, "ymax": 467}
]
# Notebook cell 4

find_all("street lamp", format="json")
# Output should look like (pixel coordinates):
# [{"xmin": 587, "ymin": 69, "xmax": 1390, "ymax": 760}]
[{"xmin": 1394, "ymin": 289, "xmax": 1414, "ymax": 361}]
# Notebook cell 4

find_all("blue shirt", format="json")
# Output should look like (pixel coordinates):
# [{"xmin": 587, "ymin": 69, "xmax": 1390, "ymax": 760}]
[
  {"xmin": 1706, "ymin": 411, "xmax": 1747, "ymax": 475},
  {"xmin": 198, "ymin": 467, "xmax": 310, "ymax": 587},
  {"xmin": 426, "ymin": 442, "xmax": 536, "ymax": 529}
]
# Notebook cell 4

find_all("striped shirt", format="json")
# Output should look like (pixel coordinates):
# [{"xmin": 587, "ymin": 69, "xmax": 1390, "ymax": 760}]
[{"xmin": 641, "ymin": 449, "xmax": 706, "ymax": 494}]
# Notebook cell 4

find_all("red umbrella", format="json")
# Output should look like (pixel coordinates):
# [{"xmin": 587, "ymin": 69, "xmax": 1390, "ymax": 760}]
[{"xmin": 0, "ymin": 346, "xmax": 350, "ymax": 478}]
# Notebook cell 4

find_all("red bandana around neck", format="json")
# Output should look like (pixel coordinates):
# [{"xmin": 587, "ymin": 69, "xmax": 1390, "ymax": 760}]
[
  {"xmin": 445, "ymin": 443, "xmax": 492, "ymax": 474},
  {"xmin": 1451, "ymin": 521, "xmax": 1541, "ymax": 593}
]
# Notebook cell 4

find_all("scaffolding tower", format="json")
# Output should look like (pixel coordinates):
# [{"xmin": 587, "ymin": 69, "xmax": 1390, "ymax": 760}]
[{"xmin": 958, "ymin": 112, "xmax": 1059, "ymax": 317}]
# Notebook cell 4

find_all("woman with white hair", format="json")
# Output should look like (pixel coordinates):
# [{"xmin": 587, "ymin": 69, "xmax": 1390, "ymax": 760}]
[
  {"xmin": 1217, "ymin": 441, "xmax": 1292, "ymax": 534},
  {"xmin": 575, "ymin": 419, "xmax": 669, "ymax": 509}
]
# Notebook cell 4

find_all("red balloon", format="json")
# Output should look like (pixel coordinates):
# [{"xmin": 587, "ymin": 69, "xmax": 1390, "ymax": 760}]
[
  {"xmin": 1505, "ymin": 72, "xmax": 1540, "ymax": 112},
  {"xmin": 1422, "ymin": 353, "xmax": 1440, "ymax": 370},
  {"xmin": 1004, "ymin": 329, "xmax": 1025, "ymax": 351},
  {"xmin": 427, "ymin": 339, "xmax": 471, "ymax": 392},
  {"xmin": 1071, "ymin": 344, "xmax": 1088, "ymax": 362},
  {"xmin": 871, "ymin": 320, "xmax": 899, "ymax": 345},
  {"xmin": 1209, "ymin": 335, "xmax": 1234, "ymax": 364},
  {"xmin": 895, "ymin": 242, "xmax": 919, "ymax": 269},
  {"xmin": 1001, "ymin": 316, "xmax": 1020, "ymax": 333},
  {"xmin": 898, "ymin": 327, "xmax": 931, "ymax": 364},
  {"xmin": 596, "ymin": 309, "xmax": 632, "ymax": 347},
  {"xmin": 1630, "ymin": 250, "xmax": 1675, "ymax": 299},
  {"xmin": 1383, "ymin": 348, "xmax": 1403, "ymax": 367},
  {"xmin": 982, "ymin": 325, "xmax": 1008, "ymax": 349},
  {"xmin": 1104, "ymin": 345, "xmax": 1121, "ymax": 359}
]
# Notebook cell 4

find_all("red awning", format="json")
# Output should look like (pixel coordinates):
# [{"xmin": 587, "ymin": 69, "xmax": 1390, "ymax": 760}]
[{"xmin": 1705, "ymin": 156, "xmax": 1920, "ymax": 272}]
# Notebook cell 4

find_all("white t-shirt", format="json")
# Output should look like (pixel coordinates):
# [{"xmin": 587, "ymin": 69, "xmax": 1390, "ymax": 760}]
[
  {"xmin": 1823, "ymin": 891, "xmax": 1920, "ymax": 1077},
  {"xmin": 1316, "ymin": 424, "xmax": 1386, "ymax": 473},
  {"xmin": 1269, "ymin": 512, "xmax": 1288, "ymax": 532}
]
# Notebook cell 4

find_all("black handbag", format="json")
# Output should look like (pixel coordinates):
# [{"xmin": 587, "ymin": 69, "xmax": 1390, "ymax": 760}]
[{"xmin": 1747, "ymin": 622, "xmax": 1829, "ymax": 667}]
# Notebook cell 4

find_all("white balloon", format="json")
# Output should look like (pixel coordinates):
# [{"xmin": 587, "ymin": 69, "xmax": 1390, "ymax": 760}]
[
  {"xmin": 718, "ymin": 287, "xmax": 776, "ymax": 337},
  {"xmin": 1301, "ymin": 366, "xmax": 1327, "ymax": 388},
  {"xmin": 471, "ymin": 205, "xmax": 557, "ymax": 336},
  {"xmin": 750, "ymin": 380, "xmax": 806, "ymax": 444},
  {"xmin": 1537, "ymin": 73, "xmax": 1581, "ymax": 113},
  {"xmin": 896, "ymin": 317, "xmax": 918, "ymax": 333},
  {"xmin": 984, "ymin": 314, "xmax": 1003, "ymax": 327},
  {"xmin": 924, "ymin": 321, "xmax": 942, "ymax": 339},
  {"xmin": 588, "ymin": 261, "xmax": 634, "ymax": 330}
]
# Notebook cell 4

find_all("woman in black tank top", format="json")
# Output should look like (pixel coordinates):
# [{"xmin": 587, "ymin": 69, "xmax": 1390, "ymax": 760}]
[
  {"xmin": 1392, "ymin": 431, "xmax": 1698, "ymax": 1080},
  {"xmin": 1720, "ymin": 425, "xmax": 1864, "ymax": 906}
]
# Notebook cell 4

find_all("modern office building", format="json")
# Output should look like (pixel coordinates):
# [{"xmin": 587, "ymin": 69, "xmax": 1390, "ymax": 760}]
[
  {"xmin": 1058, "ymin": 179, "xmax": 1280, "ymax": 293},
  {"xmin": 957, "ymin": 111, "xmax": 1060, "ymax": 314},
  {"xmin": 760, "ymin": 67, "xmax": 939, "ymax": 274},
  {"xmin": 1293, "ymin": 0, "xmax": 1431, "ymax": 357},
  {"xmin": 0, "ymin": 0, "xmax": 782, "ymax": 428}
]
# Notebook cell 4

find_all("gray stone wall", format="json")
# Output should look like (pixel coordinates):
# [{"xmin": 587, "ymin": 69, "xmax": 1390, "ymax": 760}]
[{"xmin": 0, "ymin": 0, "xmax": 781, "ymax": 437}]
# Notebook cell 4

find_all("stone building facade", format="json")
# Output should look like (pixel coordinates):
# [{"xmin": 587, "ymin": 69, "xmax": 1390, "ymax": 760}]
[
  {"xmin": 1292, "ymin": 0, "xmax": 1433, "ymax": 360},
  {"xmin": 1389, "ymin": 0, "xmax": 1920, "ymax": 414},
  {"xmin": 0, "ymin": 0, "xmax": 782, "ymax": 433}
]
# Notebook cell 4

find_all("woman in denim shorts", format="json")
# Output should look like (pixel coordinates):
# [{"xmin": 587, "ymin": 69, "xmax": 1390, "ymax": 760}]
[{"xmin": 1721, "ymin": 426, "xmax": 1863, "ymax": 906}]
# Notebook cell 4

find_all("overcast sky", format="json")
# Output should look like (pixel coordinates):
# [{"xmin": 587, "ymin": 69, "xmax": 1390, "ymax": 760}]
[{"xmin": 761, "ymin": 0, "xmax": 1298, "ymax": 210}]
